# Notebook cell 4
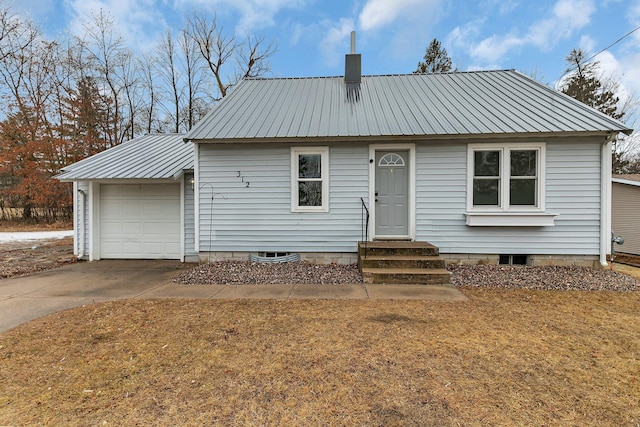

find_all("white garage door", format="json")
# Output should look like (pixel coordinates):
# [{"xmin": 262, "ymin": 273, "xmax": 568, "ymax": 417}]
[{"xmin": 100, "ymin": 184, "xmax": 181, "ymax": 259}]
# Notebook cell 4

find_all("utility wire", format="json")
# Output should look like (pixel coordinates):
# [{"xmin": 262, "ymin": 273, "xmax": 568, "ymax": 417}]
[
  {"xmin": 557, "ymin": 24, "xmax": 640, "ymax": 88},
  {"xmin": 584, "ymin": 24, "xmax": 640, "ymax": 64}
]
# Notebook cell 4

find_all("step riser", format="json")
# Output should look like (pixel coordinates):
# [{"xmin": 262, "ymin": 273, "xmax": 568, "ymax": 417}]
[
  {"xmin": 358, "ymin": 241, "xmax": 450, "ymax": 285},
  {"xmin": 362, "ymin": 272, "xmax": 451, "ymax": 285},
  {"xmin": 358, "ymin": 242, "xmax": 440, "ymax": 257},
  {"xmin": 359, "ymin": 259, "xmax": 445, "ymax": 269},
  {"xmin": 359, "ymin": 247, "xmax": 439, "ymax": 257}
]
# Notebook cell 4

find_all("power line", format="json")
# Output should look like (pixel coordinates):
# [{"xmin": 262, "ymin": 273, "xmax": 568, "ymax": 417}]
[
  {"xmin": 559, "ymin": 24, "xmax": 640, "ymax": 84},
  {"xmin": 584, "ymin": 24, "xmax": 640, "ymax": 64}
]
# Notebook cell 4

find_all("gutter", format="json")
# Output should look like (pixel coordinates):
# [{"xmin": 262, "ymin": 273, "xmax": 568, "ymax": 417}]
[
  {"xmin": 600, "ymin": 133, "xmax": 616, "ymax": 267},
  {"xmin": 77, "ymin": 189, "xmax": 86, "ymax": 260}
]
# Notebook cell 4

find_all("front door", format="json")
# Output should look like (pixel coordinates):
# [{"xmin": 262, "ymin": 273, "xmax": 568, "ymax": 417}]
[{"xmin": 375, "ymin": 150, "xmax": 409, "ymax": 238}]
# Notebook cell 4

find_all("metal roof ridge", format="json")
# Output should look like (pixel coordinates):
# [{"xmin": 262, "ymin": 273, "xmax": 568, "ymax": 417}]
[{"xmin": 245, "ymin": 69, "xmax": 518, "ymax": 81}]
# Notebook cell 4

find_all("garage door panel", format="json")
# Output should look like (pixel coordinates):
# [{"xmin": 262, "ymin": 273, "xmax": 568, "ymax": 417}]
[
  {"xmin": 102, "ymin": 185, "xmax": 123, "ymax": 197},
  {"xmin": 122, "ymin": 204, "xmax": 142, "ymax": 216},
  {"xmin": 122, "ymin": 185, "xmax": 143, "ymax": 197},
  {"xmin": 102, "ymin": 222, "xmax": 123, "ymax": 234},
  {"xmin": 143, "ymin": 203, "xmax": 179, "ymax": 218},
  {"xmin": 142, "ymin": 221, "xmax": 174, "ymax": 234},
  {"xmin": 100, "ymin": 184, "xmax": 181, "ymax": 259},
  {"xmin": 144, "ymin": 184, "xmax": 179, "ymax": 197},
  {"xmin": 122, "ymin": 222, "xmax": 143, "ymax": 234},
  {"xmin": 102, "ymin": 203, "xmax": 123, "ymax": 217}
]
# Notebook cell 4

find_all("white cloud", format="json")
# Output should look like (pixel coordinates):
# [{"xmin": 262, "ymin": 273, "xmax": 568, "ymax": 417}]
[
  {"xmin": 462, "ymin": 0, "xmax": 596, "ymax": 64},
  {"xmin": 358, "ymin": 0, "xmax": 441, "ymax": 31},
  {"xmin": 175, "ymin": 0, "xmax": 309, "ymax": 33},
  {"xmin": 319, "ymin": 18, "xmax": 355, "ymax": 68},
  {"xmin": 64, "ymin": 0, "xmax": 167, "ymax": 49},
  {"xmin": 578, "ymin": 35, "xmax": 597, "ymax": 53},
  {"xmin": 470, "ymin": 34, "xmax": 523, "ymax": 63},
  {"xmin": 526, "ymin": 0, "xmax": 595, "ymax": 49}
]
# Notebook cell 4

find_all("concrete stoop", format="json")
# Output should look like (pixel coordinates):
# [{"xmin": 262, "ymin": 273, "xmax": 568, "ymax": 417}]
[{"xmin": 358, "ymin": 241, "xmax": 451, "ymax": 285}]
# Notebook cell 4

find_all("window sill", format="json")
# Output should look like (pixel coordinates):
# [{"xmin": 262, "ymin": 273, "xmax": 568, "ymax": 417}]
[
  {"xmin": 291, "ymin": 207, "xmax": 329, "ymax": 213},
  {"xmin": 465, "ymin": 212, "xmax": 557, "ymax": 227}
]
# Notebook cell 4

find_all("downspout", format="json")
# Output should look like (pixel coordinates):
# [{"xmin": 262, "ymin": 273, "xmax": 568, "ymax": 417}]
[
  {"xmin": 600, "ymin": 134, "xmax": 615, "ymax": 267},
  {"xmin": 77, "ymin": 189, "xmax": 86, "ymax": 260}
]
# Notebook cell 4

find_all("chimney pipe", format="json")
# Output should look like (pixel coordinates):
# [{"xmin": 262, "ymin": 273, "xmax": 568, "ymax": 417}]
[
  {"xmin": 345, "ymin": 31, "xmax": 361, "ymax": 83},
  {"xmin": 350, "ymin": 30, "xmax": 356, "ymax": 54}
]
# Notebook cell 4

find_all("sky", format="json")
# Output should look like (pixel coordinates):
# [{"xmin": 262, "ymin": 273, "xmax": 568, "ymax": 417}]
[{"xmin": 8, "ymin": 0, "xmax": 640, "ymax": 124}]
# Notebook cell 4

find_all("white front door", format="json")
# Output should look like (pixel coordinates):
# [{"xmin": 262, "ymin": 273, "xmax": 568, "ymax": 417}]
[{"xmin": 374, "ymin": 151, "xmax": 409, "ymax": 238}]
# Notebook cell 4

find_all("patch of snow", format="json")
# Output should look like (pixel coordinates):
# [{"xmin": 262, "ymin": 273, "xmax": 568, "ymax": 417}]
[{"xmin": 0, "ymin": 230, "xmax": 73, "ymax": 243}]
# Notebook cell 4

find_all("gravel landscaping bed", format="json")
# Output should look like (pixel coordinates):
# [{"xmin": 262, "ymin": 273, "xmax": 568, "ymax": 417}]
[
  {"xmin": 449, "ymin": 264, "xmax": 640, "ymax": 292},
  {"xmin": 175, "ymin": 260, "xmax": 640, "ymax": 291},
  {"xmin": 174, "ymin": 261, "xmax": 363, "ymax": 285}
]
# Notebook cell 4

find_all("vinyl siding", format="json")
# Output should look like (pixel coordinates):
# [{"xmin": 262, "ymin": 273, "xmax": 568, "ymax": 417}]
[
  {"xmin": 415, "ymin": 138, "xmax": 602, "ymax": 255},
  {"xmin": 198, "ymin": 144, "xmax": 369, "ymax": 253},
  {"xmin": 199, "ymin": 138, "xmax": 602, "ymax": 256},
  {"xmin": 612, "ymin": 182, "xmax": 640, "ymax": 255}
]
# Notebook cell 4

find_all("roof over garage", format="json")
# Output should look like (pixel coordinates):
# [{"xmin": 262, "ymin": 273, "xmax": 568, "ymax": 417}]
[
  {"xmin": 184, "ymin": 70, "xmax": 632, "ymax": 143},
  {"xmin": 57, "ymin": 134, "xmax": 193, "ymax": 181},
  {"xmin": 613, "ymin": 174, "xmax": 640, "ymax": 187}
]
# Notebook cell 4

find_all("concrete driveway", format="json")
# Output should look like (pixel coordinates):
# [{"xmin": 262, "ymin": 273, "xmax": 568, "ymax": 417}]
[{"xmin": 0, "ymin": 260, "xmax": 467, "ymax": 333}]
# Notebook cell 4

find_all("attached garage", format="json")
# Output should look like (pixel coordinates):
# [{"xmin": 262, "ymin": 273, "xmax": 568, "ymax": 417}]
[
  {"xmin": 100, "ymin": 184, "xmax": 181, "ymax": 259},
  {"xmin": 56, "ymin": 134, "xmax": 196, "ymax": 262}
]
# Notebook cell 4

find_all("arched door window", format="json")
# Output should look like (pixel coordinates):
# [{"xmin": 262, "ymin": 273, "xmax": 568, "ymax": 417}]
[{"xmin": 378, "ymin": 153, "xmax": 406, "ymax": 167}]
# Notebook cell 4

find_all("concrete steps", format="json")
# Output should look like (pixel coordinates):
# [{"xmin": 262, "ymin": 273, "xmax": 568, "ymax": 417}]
[{"xmin": 358, "ymin": 241, "xmax": 450, "ymax": 285}]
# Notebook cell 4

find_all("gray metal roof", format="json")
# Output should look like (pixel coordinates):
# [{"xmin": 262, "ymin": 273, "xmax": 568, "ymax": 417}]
[
  {"xmin": 184, "ymin": 70, "xmax": 632, "ymax": 142},
  {"xmin": 56, "ymin": 133, "xmax": 193, "ymax": 181}
]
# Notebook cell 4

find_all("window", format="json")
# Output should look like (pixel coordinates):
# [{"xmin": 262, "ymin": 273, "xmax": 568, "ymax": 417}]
[
  {"xmin": 468, "ymin": 143, "xmax": 544, "ymax": 212},
  {"xmin": 466, "ymin": 143, "xmax": 554, "ymax": 226},
  {"xmin": 291, "ymin": 147, "xmax": 329, "ymax": 212}
]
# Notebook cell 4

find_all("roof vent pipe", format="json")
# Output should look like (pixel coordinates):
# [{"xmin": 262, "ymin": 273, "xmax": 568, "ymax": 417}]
[
  {"xmin": 345, "ymin": 31, "xmax": 361, "ymax": 83},
  {"xmin": 350, "ymin": 30, "xmax": 356, "ymax": 54}
]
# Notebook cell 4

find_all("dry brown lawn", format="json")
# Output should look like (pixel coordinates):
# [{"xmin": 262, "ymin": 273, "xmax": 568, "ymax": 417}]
[
  {"xmin": 1, "ymin": 289, "xmax": 639, "ymax": 426},
  {"xmin": 0, "ymin": 219, "xmax": 73, "ymax": 232}
]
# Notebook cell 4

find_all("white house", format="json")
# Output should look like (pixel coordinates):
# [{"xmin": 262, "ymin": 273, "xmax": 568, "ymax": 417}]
[{"xmin": 58, "ymin": 57, "xmax": 631, "ymax": 267}]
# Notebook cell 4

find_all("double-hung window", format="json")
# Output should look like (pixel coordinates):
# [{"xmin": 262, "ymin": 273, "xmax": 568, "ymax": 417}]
[
  {"xmin": 291, "ymin": 147, "xmax": 329, "ymax": 212},
  {"xmin": 467, "ymin": 143, "xmax": 550, "ymax": 225}
]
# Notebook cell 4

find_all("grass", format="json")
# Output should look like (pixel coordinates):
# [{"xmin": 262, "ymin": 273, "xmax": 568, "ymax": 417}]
[{"xmin": 1, "ymin": 288, "xmax": 639, "ymax": 426}]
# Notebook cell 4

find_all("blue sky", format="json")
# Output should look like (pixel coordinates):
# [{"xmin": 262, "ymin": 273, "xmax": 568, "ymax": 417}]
[{"xmin": 10, "ymin": 0, "xmax": 640, "ymax": 120}]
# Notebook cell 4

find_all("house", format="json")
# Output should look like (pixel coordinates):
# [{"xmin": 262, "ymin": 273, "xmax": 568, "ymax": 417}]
[
  {"xmin": 59, "ymin": 52, "xmax": 632, "ymax": 268},
  {"xmin": 612, "ymin": 174, "xmax": 640, "ymax": 256}
]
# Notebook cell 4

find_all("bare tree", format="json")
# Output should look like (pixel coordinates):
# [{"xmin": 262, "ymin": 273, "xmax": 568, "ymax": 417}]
[
  {"xmin": 179, "ymin": 29, "xmax": 207, "ymax": 130},
  {"xmin": 156, "ymin": 29, "xmax": 182, "ymax": 133},
  {"xmin": 76, "ymin": 10, "xmax": 131, "ymax": 146},
  {"xmin": 185, "ymin": 12, "xmax": 276, "ymax": 100},
  {"xmin": 138, "ymin": 52, "xmax": 160, "ymax": 134}
]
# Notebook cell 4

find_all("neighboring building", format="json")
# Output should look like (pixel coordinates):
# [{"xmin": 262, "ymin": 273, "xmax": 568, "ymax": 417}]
[
  {"xmin": 59, "ymin": 53, "xmax": 632, "ymax": 267},
  {"xmin": 612, "ymin": 174, "xmax": 640, "ymax": 256}
]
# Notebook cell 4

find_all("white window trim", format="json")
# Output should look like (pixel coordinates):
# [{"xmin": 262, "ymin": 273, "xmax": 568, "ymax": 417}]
[
  {"xmin": 466, "ymin": 142, "xmax": 556, "ymax": 226},
  {"xmin": 291, "ymin": 147, "xmax": 329, "ymax": 213}
]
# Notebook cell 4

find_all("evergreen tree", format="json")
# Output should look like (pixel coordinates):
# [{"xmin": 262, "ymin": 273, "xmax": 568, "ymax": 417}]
[
  {"xmin": 561, "ymin": 48, "xmax": 633, "ymax": 173},
  {"xmin": 415, "ymin": 38, "xmax": 454, "ymax": 74},
  {"xmin": 561, "ymin": 48, "xmax": 623, "ymax": 120}
]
